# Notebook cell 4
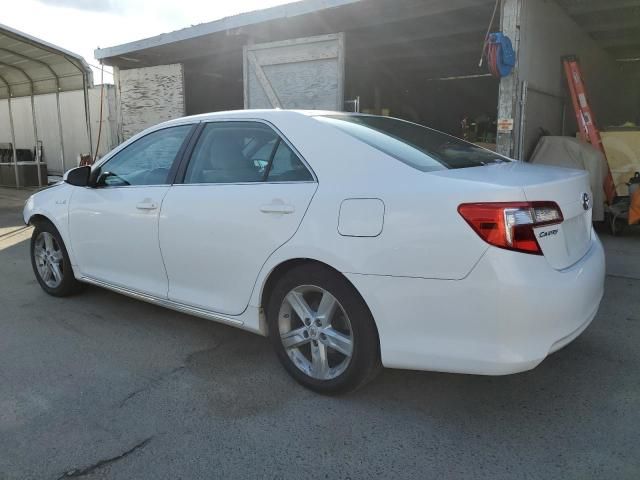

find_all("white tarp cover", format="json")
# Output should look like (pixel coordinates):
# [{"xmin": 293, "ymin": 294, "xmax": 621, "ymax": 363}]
[{"xmin": 529, "ymin": 136, "xmax": 607, "ymax": 221}]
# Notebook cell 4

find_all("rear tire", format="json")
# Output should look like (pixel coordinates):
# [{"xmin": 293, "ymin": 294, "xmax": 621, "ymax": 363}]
[
  {"xmin": 30, "ymin": 221, "xmax": 82, "ymax": 297},
  {"xmin": 266, "ymin": 264, "xmax": 381, "ymax": 394}
]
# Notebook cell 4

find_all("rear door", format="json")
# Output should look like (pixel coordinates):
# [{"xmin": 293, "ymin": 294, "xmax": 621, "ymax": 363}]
[{"xmin": 159, "ymin": 120, "xmax": 317, "ymax": 315}]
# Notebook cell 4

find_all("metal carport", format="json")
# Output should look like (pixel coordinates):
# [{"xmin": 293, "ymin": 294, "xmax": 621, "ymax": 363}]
[{"xmin": 0, "ymin": 23, "xmax": 93, "ymax": 187}]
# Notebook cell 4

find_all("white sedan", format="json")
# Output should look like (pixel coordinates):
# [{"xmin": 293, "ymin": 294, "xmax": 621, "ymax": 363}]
[{"xmin": 24, "ymin": 110, "xmax": 605, "ymax": 394}]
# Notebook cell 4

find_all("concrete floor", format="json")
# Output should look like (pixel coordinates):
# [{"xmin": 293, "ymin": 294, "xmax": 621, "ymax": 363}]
[{"xmin": 1, "ymin": 186, "xmax": 639, "ymax": 480}]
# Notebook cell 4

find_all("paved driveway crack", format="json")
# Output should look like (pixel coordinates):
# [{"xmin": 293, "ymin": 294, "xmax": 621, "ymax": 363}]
[
  {"xmin": 55, "ymin": 436, "xmax": 152, "ymax": 479},
  {"xmin": 118, "ymin": 366, "xmax": 186, "ymax": 408},
  {"xmin": 116, "ymin": 338, "xmax": 234, "ymax": 408}
]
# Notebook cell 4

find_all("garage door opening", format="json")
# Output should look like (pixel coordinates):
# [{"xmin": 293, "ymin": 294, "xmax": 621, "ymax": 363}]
[
  {"xmin": 343, "ymin": 0, "xmax": 500, "ymax": 149},
  {"xmin": 345, "ymin": 62, "xmax": 499, "ymax": 147},
  {"xmin": 184, "ymin": 48, "xmax": 245, "ymax": 116}
]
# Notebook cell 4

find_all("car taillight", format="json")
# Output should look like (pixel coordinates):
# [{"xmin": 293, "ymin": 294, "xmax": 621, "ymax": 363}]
[{"xmin": 457, "ymin": 202, "xmax": 563, "ymax": 255}]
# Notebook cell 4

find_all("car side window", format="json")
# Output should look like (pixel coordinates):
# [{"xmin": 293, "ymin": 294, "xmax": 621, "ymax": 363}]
[
  {"xmin": 266, "ymin": 141, "xmax": 313, "ymax": 182},
  {"xmin": 183, "ymin": 121, "xmax": 313, "ymax": 184},
  {"xmin": 99, "ymin": 125, "xmax": 192, "ymax": 186}
]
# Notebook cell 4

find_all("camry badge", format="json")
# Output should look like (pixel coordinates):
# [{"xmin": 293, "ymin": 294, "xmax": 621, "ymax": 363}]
[{"xmin": 582, "ymin": 192, "xmax": 591, "ymax": 211}]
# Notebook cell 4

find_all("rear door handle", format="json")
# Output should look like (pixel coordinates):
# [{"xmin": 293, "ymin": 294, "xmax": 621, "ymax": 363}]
[
  {"xmin": 260, "ymin": 204, "xmax": 295, "ymax": 214},
  {"xmin": 136, "ymin": 201, "xmax": 158, "ymax": 211}
]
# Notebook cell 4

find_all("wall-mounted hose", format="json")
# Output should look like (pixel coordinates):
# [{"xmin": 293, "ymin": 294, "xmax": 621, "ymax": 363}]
[{"xmin": 484, "ymin": 32, "xmax": 516, "ymax": 78}]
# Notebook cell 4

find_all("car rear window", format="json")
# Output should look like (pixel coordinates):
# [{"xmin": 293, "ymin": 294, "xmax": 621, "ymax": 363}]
[{"xmin": 315, "ymin": 114, "xmax": 509, "ymax": 171}]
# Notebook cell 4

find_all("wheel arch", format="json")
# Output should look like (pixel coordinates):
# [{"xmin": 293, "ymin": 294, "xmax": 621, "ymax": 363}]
[
  {"xmin": 258, "ymin": 258, "xmax": 380, "ymax": 347},
  {"xmin": 27, "ymin": 213, "xmax": 66, "ymax": 244},
  {"xmin": 26, "ymin": 210, "xmax": 78, "ymax": 268},
  {"xmin": 28, "ymin": 213, "xmax": 56, "ymax": 228}
]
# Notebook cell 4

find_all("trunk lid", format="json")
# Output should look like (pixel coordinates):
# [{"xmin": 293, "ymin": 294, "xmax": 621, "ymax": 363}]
[
  {"xmin": 522, "ymin": 167, "xmax": 592, "ymax": 270},
  {"xmin": 432, "ymin": 162, "xmax": 593, "ymax": 270}
]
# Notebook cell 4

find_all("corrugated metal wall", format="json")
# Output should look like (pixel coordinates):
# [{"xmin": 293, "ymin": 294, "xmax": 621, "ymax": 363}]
[
  {"xmin": 33, "ymin": 94, "xmax": 63, "ymax": 172},
  {"xmin": 0, "ymin": 101, "xmax": 11, "ymax": 146},
  {"xmin": 0, "ymin": 85, "xmax": 117, "ymax": 175}
]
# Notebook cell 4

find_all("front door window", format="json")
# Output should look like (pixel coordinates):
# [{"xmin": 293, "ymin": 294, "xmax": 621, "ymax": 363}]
[{"xmin": 100, "ymin": 125, "xmax": 192, "ymax": 186}]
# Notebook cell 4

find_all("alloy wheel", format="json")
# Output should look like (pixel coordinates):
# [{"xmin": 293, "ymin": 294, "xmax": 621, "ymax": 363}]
[
  {"xmin": 278, "ymin": 285, "xmax": 354, "ymax": 380},
  {"xmin": 34, "ymin": 232, "xmax": 64, "ymax": 289}
]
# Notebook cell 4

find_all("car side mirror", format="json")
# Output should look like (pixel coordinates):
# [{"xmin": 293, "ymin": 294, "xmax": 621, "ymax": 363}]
[{"xmin": 63, "ymin": 166, "xmax": 91, "ymax": 187}]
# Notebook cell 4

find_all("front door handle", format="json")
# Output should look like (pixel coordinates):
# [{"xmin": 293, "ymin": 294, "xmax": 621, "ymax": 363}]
[
  {"xmin": 136, "ymin": 201, "xmax": 158, "ymax": 211},
  {"xmin": 260, "ymin": 204, "xmax": 295, "ymax": 214}
]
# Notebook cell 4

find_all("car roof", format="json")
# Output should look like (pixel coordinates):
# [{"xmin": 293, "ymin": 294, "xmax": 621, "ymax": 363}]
[{"xmin": 161, "ymin": 109, "xmax": 363, "ymax": 127}]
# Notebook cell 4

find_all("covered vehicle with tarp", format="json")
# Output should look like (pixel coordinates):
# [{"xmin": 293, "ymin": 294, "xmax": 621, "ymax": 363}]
[{"xmin": 530, "ymin": 136, "xmax": 607, "ymax": 222}]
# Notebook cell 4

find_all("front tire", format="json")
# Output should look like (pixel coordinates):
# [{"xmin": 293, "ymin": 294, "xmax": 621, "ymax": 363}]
[
  {"xmin": 30, "ymin": 221, "xmax": 81, "ymax": 297},
  {"xmin": 267, "ymin": 264, "xmax": 381, "ymax": 394}
]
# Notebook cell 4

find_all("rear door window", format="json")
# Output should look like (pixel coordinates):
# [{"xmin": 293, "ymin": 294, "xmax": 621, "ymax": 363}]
[
  {"xmin": 183, "ymin": 121, "xmax": 313, "ymax": 184},
  {"xmin": 265, "ymin": 141, "xmax": 314, "ymax": 182}
]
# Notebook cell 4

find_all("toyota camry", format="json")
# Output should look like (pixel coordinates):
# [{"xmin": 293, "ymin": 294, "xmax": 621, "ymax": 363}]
[{"xmin": 23, "ymin": 110, "xmax": 605, "ymax": 394}]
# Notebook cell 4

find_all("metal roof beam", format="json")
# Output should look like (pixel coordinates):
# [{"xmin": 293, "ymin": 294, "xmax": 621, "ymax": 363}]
[
  {"xmin": 594, "ymin": 30, "xmax": 640, "ymax": 47},
  {"xmin": 0, "ymin": 24, "xmax": 92, "ymax": 98},
  {"xmin": 608, "ymin": 44, "xmax": 640, "ymax": 59},
  {"xmin": 0, "ymin": 60, "xmax": 34, "ymax": 94},
  {"xmin": 562, "ymin": 0, "xmax": 640, "ymax": 16},
  {"xmin": 0, "ymin": 46, "xmax": 60, "ymax": 89},
  {"xmin": 580, "ymin": 17, "xmax": 640, "ymax": 33},
  {"xmin": 345, "ymin": 0, "xmax": 495, "ymax": 33},
  {"xmin": 0, "ymin": 22, "xmax": 91, "ymax": 76},
  {"xmin": 350, "ymin": 42, "xmax": 481, "ymax": 66},
  {"xmin": 350, "ymin": 22, "xmax": 485, "ymax": 50},
  {"xmin": 0, "ymin": 72, "xmax": 11, "ymax": 95}
]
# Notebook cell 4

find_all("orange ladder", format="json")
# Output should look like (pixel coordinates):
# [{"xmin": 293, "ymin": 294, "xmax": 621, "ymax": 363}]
[{"xmin": 562, "ymin": 56, "xmax": 616, "ymax": 204}]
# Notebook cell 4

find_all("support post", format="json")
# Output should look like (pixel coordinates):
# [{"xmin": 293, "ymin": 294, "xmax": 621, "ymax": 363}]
[
  {"xmin": 496, "ymin": 0, "xmax": 522, "ymax": 159},
  {"xmin": 56, "ymin": 91, "xmax": 66, "ymax": 173},
  {"xmin": 82, "ymin": 72, "xmax": 93, "ymax": 162},
  {"xmin": 113, "ymin": 66, "xmax": 124, "ymax": 144},
  {"xmin": 7, "ymin": 96, "xmax": 19, "ymax": 188},
  {"xmin": 517, "ymin": 80, "xmax": 528, "ymax": 160},
  {"xmin": 30, "ymin": 93, "xmax": 42, "ymax": 187}
]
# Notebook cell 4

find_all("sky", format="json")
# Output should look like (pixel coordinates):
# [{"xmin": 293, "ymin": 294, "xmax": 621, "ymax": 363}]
[{"xmin": 3, "ymin": 0, "xmax": 291, "ymax": 83}]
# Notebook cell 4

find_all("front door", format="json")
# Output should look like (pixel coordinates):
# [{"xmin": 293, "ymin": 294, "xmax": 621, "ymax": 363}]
[
  {"xmin": 159, "ymin": 121, "xmax": 317, "ymax": 315},
  {"xmin": 68, "ymin": 124, "xmax": 194, "ymax": 297}
]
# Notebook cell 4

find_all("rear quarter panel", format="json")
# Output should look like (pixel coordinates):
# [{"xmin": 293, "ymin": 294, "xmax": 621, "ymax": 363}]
[{"xmin": 249, "ymin": 114, "xmax": 529, "ymax": 309}]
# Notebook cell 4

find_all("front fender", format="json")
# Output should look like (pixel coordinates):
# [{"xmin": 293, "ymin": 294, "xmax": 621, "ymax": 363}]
[{"xmin": 23, "ymin": 183, "xmax": 78, "ymax": 266}]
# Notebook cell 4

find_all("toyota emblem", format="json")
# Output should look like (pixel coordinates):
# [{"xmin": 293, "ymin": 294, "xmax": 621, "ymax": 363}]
[{"xmin": 582, "ymin": 192, "xmax": 591, "ymax": 211}]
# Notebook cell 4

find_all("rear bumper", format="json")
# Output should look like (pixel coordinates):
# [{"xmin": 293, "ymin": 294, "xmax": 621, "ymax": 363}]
[{"xmin": 346, "ymin": 232, "xmax": 605, "ymax": 375}]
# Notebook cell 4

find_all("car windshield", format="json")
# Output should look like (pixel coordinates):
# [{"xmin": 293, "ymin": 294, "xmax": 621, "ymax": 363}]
[{"xmin": 316, "ymin": 114, "xmax": 509, "ymax": 171}]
